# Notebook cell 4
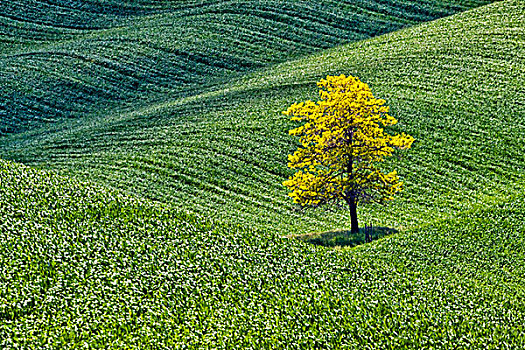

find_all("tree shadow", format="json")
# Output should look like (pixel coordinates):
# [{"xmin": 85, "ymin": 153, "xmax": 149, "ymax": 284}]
[{"xmin": 292, "ymin": 226, "xmax": 398, "ymax": 248}]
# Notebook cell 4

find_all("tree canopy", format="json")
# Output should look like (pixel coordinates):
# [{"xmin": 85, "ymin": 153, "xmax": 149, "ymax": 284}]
[{"xmin": 283, "ymin": 74, "xmax": 414, "ymax": 233}]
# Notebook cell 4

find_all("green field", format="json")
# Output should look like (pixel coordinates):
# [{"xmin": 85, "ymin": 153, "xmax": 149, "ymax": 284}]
[
  {"xmin": 2, "ymin": 0, "xmax": 523, "ymax": 234},
  {"xmin": 2, "ymin": 159, "xmax": 525, "ymax": 348},
  {"xmin": 1, "ymin": 0, "xmax": 492, "ymax": 134},
  {"xmin": 1, "ymin": 0, "xmax": 525, "ymax": 348}
]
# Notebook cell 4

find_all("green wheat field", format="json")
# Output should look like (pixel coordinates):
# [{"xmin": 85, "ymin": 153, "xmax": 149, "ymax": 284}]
[{"xmin": 1, "ymin": 0, "xmax": 524, "ymax": 348}]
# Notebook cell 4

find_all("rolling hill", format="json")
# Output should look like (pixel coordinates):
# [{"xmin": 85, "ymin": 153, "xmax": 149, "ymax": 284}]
[
  {"xmin": 1, "ymin": 0, "xmax": 492, "ymax": 134},
  {"xmin": 2, "ymin": 156, "xmax": 525, "ymax": 348},
  {"xmin": 1, "ymin": 0, "xmax": 525, "ymax": 347},
  {"xmin": 1, "ymin": 0, "xmax": 523, "ymax": 235}
]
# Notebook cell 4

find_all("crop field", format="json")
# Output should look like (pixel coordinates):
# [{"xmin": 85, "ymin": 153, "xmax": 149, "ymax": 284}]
[
  {"xmin": 1, "ymin": 0, "xmax": 525, "ymax": 348},
  {"xmin": 0, "ymin": 0, "xmax": 492, "ymax": 134},
  {"xmin": 1, "ymin": 0, "xmax": 523, "ymax": 234},
  {"xmin": 2, "ymin": 159, "xmax": 525, "ymax": 348}
]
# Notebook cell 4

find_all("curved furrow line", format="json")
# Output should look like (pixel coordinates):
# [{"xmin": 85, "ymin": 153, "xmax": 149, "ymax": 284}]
[
  {"xmin": 94, "ymin": 156, "xmax": 289, "ymax": 216},
  {"xmin": 179, "ymin": 0, "xmax": 435, "ymax": 32},
  {"xmin": 187, "ymin": 6, "xmax": 375, "ymax": 40},
  {"xmin": 2, "ymin": 58, "xmax": 139, "ymax": 102},
  {"xmin": 0, "ymin": 2, "xmax": 116, "ymax": 30},
  {"xmin": 32, "ymin": 0, "xmax": 180, "ymax": 14},
  {"xmin": 120, "ymin": 23, "xmax": 308, "ymax": 65},
  {"xmin": 187, "ymin": 17, "xmax": 332, "ymax": 53},
  {"xmin": 47, "ymin": 140, "xmax": 287, "ymax": 200},
  {"xmin": 33, "ymin": 123, "xmax": 292, "ymax": 186},
  {"xmin": 87, "ymin": 162, "xmax": 321, "ymax": 230},
  {"xmin": 0, "ymin": 0, "xmax": 193, "ymax": 30},
  {"xmin": 147, "ymin": 132, "xmax": 290, "ymax": 179},
  {"xmin": 337, "ymin": 0, "xmax": 440, "ymax": 21},
  {"xmin": 0, "ymin": 0, "xmax": 495, "ymax": 43},
  {"xmin": 5, "ymin": 27, "xmax": 283, "ymax": 78},
  {"xmin": 0, "ymin": 13, "xmax": 89, "ymax": 35},
  {"xmin": 1, "ymin": 46, "xmax": 226, "ymax": 133},
  {"xmin": 7, "ymin": 46, "xmax": 238, "ymax": 83},
  {"xmin": 3, "ymin": 120, "xmax": 296, "ymax": 211},
  {"xmin": 153, "ymin": 149, "xmax": 286, "ymax": 194}
]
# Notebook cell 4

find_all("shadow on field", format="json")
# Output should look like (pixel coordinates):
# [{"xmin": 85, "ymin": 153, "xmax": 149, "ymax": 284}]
[{"xmin": 291, "ymin": 226, "xmax": 398, "ymax": 248}]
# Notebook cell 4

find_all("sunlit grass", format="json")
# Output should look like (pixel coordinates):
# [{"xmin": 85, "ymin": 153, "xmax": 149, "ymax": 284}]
[
  {"xmin": 1, "ymin": 0, "xmax": 522, "ymax": 236},
  {"xmin": 1, "ymin": 0, "xmax": 525, "ymax": 347}
]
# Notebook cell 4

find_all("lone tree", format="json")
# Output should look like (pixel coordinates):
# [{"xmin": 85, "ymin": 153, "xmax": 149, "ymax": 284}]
[{"xmin": 283, "ymin": 74, "xmax": 414, "ymax": 234}]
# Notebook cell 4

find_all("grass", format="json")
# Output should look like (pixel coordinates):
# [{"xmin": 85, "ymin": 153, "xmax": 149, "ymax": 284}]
[
  {"xmin": 0, "ymin": 0, "xmax": 492, "ymax": 134},
  {"xmin": 1, "ymin": 159, "xmax": 524, "ymax": 348},
  {"xmin": 1, "ymin": 0, "xmax": 522, "ymax": 236},
  {"xmin": 1, "ymin": 0, "xmax": 525, "ymax": 347}
]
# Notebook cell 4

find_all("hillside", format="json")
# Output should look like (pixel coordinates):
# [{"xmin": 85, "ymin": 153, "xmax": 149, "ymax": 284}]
[
  {"xmin": 2, "ymin": 159, "xmax": 525, "ymax": 348},
  {"xmin": 2, "ymin": 0, "xmax": 525, "ymax": 347},
  {"xmin": 1, "ymin": 0, "xmax": 523, "ymax": 235},
  {"xmin": 0, "ymin": 0, "xmax": 493, "ymax": 134}
]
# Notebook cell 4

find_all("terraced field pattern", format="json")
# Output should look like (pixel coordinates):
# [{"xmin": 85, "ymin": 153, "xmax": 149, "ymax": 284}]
[{"xmin": 1, "ymin": 0, "xmax": 525, "ymax": 348}]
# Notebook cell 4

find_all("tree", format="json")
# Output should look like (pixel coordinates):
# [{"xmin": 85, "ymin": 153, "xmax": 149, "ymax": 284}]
[{"xmin": 283, "ymin": 74, "xmax": 414, "ymax": 234}]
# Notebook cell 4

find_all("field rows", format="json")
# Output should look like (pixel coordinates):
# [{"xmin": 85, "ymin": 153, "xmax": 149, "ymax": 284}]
[
  {"xmin": 1, "ymin": 0, "xmax": 493, "ymax": 133},
  {"xmin": 0, "ymin": 2, "xmax": 523, "ymax": 231},
  {"xmin": 3, "ymin": 1, "xmax": 519, "ymax": 234},
  {"xmin": 1, "ymin": 0, "xmax": 525, "ymax": 347}
]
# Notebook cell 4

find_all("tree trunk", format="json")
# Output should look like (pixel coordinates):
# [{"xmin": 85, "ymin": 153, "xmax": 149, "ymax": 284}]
[{"xmin": 349, "ymin": 196, "xmax": 359, "ymax": 234}]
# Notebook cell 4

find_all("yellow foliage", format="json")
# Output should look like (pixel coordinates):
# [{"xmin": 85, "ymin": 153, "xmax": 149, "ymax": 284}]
[{"xmin": 283, "ymin": 74, "xmax": 414, "ymax": 207}]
